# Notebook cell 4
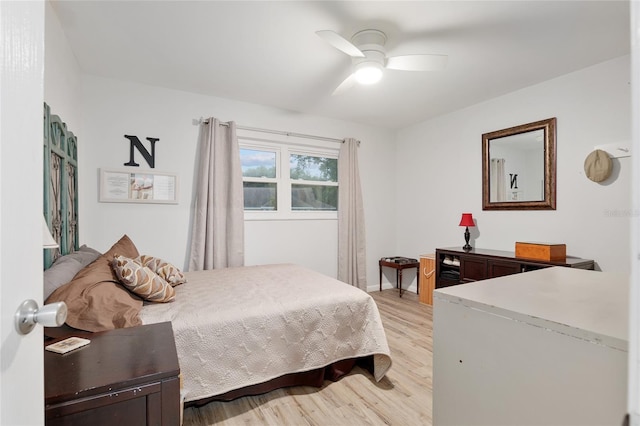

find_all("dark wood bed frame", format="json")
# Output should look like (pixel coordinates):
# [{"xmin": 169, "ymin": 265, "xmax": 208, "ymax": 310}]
[{"xmin": 186, "ymin": 356, "xmax": 374, "ymax": 406}]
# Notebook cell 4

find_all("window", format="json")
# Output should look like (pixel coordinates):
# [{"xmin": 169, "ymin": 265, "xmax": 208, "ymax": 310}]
[
  {"xmin": 241, "ymin": 148, "xmax": 277, "ymax": 211},
  {"xmin": 290, "ymin": 154, "xmax": 337, "ymax": 211},
  {"xmin": 240, "ymin": 140, "xmax": 339, "ymax": 219}
]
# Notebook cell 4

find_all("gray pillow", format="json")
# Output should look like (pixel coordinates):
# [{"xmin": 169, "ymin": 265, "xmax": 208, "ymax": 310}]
[
  {"xmin": 44, "ymin": 256, "xmax": 84, "ymax": 300},
  {"xmin": 76, "ymin": 245, "xmax": 102, "ymax": 266},
  {"xmin": 43, "ymin": 245, "xmax": 102, "ymax": 299}
]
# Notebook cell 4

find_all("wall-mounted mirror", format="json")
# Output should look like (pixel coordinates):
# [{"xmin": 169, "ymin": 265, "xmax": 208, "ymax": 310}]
[{"xmin": 482, "ymin": 117, "xmax": 556, "ymax": 210}]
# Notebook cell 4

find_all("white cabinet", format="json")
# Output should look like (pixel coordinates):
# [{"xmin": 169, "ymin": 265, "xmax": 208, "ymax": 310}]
[{"xmin": 433, "ymin": 267, "xmax": 628, "ymax": 426}]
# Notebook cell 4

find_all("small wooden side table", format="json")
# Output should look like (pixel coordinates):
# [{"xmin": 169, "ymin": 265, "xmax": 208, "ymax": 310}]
[
  {"xmin": 45, "ymin": 322, "xmax": 180, "ymax": 426},
  {"xmin": 379, "ymin": 258, "xmax": 420, "ymax": 297}
]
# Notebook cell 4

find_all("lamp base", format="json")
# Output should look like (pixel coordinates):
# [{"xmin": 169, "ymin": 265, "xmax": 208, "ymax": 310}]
[{"xmin": 463, "ymin": 227, "xmax": 472, "ymax": 251}]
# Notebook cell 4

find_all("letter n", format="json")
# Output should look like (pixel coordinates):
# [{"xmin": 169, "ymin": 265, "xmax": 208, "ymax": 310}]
[
  {"xmin": 123, "ymin": 135, "xmax": 158, "ymax": 168},
  {"xmin": 509, "ymin": 173, "xmax": 518, "ymax": 189}
]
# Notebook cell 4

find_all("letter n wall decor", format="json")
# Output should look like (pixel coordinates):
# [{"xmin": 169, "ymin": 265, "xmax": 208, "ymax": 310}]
[{"xmin": 123, "ymin": 135, "xmax": 159, "ymax": 168}]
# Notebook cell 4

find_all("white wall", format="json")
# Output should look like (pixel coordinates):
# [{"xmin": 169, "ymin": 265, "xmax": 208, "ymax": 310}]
[
  {"xmin": 396, "ymin": 55, "xmax": 631, "ymax": 274},
  {"xmin": 44, "ymin": 3, "xmax": 397, "ymax": 289},
  {"xmin": 44, "ymin": 1, "xmax": 82, "ymax": 135},
  {"xmin": 45, "ymin": 2, "xmax": 630, "ymax": 291},
  {"xmin": 78, "ymin": 75, "xmax": 397, "ymax": 283}
]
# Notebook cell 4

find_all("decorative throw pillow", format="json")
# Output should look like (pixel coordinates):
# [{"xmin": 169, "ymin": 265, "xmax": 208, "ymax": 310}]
[
  {"xmin": 111, "ymin": 255, "xmax": 175, "ymax": 303},
  {"xmin": 137, "ymin": 254, "xmax": 187, "ymax": 286}
]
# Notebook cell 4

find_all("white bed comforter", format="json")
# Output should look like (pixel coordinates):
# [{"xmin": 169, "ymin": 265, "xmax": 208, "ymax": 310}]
[{"xmin": 140, "ymin": 263, "xmax": 392, "ymax": 402}]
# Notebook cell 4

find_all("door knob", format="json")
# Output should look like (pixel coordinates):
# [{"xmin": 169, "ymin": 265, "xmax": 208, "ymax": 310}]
[{"xmin": 15, "ymin": 299, "xmax": 67, "ymax": 335}]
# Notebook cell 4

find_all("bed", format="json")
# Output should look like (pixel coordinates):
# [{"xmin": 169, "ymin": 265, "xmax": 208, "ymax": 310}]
[
  {"xmin": 42, "ymin": 107, "xmax": 392, "ymax": 405},
  {"xmin": 45, "ymin": 235, "xmax": 392, "ymax": 404},
  {"xmin": 141, "ymin": 263, "xmax": 391, "ymax": 403}
]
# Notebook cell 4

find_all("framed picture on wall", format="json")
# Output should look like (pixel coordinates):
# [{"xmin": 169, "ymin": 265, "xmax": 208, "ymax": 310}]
[{"xmin": 99, "ymin": 168, "xmax": 178, "ymax": 204}]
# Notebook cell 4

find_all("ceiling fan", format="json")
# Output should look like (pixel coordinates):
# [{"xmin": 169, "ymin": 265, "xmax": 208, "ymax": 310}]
[{"xmin": 316, "ymin": 29, "xmax": 448, "ymax": 95}]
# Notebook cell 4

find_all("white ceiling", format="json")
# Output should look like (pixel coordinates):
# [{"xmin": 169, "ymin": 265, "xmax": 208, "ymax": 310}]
[{"xmin": 51, "ymin": 1, "xmax": 630, "ymax": 130}]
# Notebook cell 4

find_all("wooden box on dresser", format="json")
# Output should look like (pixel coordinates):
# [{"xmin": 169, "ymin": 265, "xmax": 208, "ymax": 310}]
[
  {"xmin": 435, "ymin": 247, "xmax": 595, "ymax": 289},
  {"xmin": 45, "ymin": 322, "xmax": 180, "ymax": 426}
]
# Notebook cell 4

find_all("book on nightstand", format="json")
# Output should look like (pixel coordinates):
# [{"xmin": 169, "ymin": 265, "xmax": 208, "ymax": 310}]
[{"xmin": 45, "ymin": 337, "xmax": 90, "ymax": 354}]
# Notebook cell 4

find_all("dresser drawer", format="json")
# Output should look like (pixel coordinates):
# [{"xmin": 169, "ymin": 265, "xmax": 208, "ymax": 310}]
[{"xmin": 460, "ymin": 256, "xmax": 487, "ymax": 281}]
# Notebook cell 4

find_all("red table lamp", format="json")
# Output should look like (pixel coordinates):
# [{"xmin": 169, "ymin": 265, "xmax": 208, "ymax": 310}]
[{"xmin": 459, "ymin": 213, "xmax": 475, "ymax": 251}]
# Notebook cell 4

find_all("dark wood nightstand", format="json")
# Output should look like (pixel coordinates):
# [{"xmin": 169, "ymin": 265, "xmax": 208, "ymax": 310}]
[{"xmin": 45, "ymin": 322, "xmax": 180, "ymax": 426}]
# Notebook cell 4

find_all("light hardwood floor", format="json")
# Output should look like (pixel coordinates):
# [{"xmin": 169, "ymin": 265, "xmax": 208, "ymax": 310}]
[{"xmin": 183, "ymin": 289, "xmax": 433, "ymax": 425}]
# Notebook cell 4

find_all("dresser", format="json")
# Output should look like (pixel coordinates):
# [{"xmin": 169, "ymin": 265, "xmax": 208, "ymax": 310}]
[
  {"xmin": 45, "ymin": 322, "xmax": 180, "ymax": 426},
  {"xmin": 435, "ymin": 247, "xmax": 594, "ymax": 289},
  {"xmin": 433, "ymin": 267, "xmax": 627, "ymax": 425}
]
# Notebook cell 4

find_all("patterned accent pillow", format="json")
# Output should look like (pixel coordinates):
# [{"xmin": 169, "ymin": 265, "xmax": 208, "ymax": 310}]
[
  {"xmin": 137, "ymin": 254, "xmax": 187, "ymax": 286},
  {"xmin": 111, "ymin": 255, "xmax": 175, "ymax": 303}
]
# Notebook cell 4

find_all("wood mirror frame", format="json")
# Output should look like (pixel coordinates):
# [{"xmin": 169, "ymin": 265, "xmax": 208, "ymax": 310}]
[{"xmin": 482, "ymin": 117, "xmax": 556, "ymax": 210}]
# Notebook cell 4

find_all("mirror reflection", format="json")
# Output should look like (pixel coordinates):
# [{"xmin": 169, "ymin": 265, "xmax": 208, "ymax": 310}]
[
  {"xmin": 489, "ymin": 129, "xmax": 544, "ymax": 202},
  {"xmin": 482, "ymin": 118, "xmax": 556, "ymax": 210}
]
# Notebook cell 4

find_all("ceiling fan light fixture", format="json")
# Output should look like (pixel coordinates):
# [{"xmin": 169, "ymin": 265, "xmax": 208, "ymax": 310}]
[
  {"xmin": 354, "ymin": 62, "xmax": 383, "ymax": 85},
  {"xmin": 318, "ymin": 28, "xmax": 448, "ymax": 95}
]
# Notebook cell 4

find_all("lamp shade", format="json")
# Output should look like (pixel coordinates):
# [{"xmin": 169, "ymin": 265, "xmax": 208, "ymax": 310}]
[
  {"xmin": 42, "ymin": 217, "xmax": 58, "ymax": 249},
  {"xmin": 459, "ymin": 213, "xmax": 475, "ymax": 227}
]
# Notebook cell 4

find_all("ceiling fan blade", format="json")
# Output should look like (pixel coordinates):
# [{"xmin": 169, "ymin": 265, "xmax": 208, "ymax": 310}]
[
  {"xmin": 332, "ymin": 74, "xmax": 356, "ymax": 96},
  {"xmin": 386, "ymin": 54, "xmax": 448, "ymax": 71},
  {"xmin": 316, "ymin": 30, "xmax": 365, "ymax": 58}
]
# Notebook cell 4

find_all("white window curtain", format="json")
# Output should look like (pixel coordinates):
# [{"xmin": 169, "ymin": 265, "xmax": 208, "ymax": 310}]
[
  {"xmin": 490, "ymin": 158, "xmax": 507, "ymax": 202},
  {"xmin": 188, "ymin": 118, "xmax": 244, "ymax": 271},
  {"xmin": 338, "ymin": 138, "xmax": 367, "ymax": 290}
]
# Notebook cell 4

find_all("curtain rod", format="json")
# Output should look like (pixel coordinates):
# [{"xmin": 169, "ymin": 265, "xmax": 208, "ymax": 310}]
[{"xmin": 195, "ymin": 118, "xmax": 344, "ymax": 143}]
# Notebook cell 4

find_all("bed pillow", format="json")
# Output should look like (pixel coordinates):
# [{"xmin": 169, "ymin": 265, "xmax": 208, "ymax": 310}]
[
  {"xmin": 76, "ymin": 244, "xmax": 102, "ymax": 266},
  {"xmin": 137, "ymin": 254, "xmax": 187, "ymax": 286},
  {"xmin": 43, "ymin": 245, "xmax": 103, "ymax": 299},
  {"xmin": 45, "ymin": 234, "xmax": 143, "ymax": 332},
  {"xmin": 112, "ymin": 255, "xmax": 175, "ymax": 303},
  {"xmin": 43, "ymin": 255, "xmax": 84, "ymax": 300}
]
